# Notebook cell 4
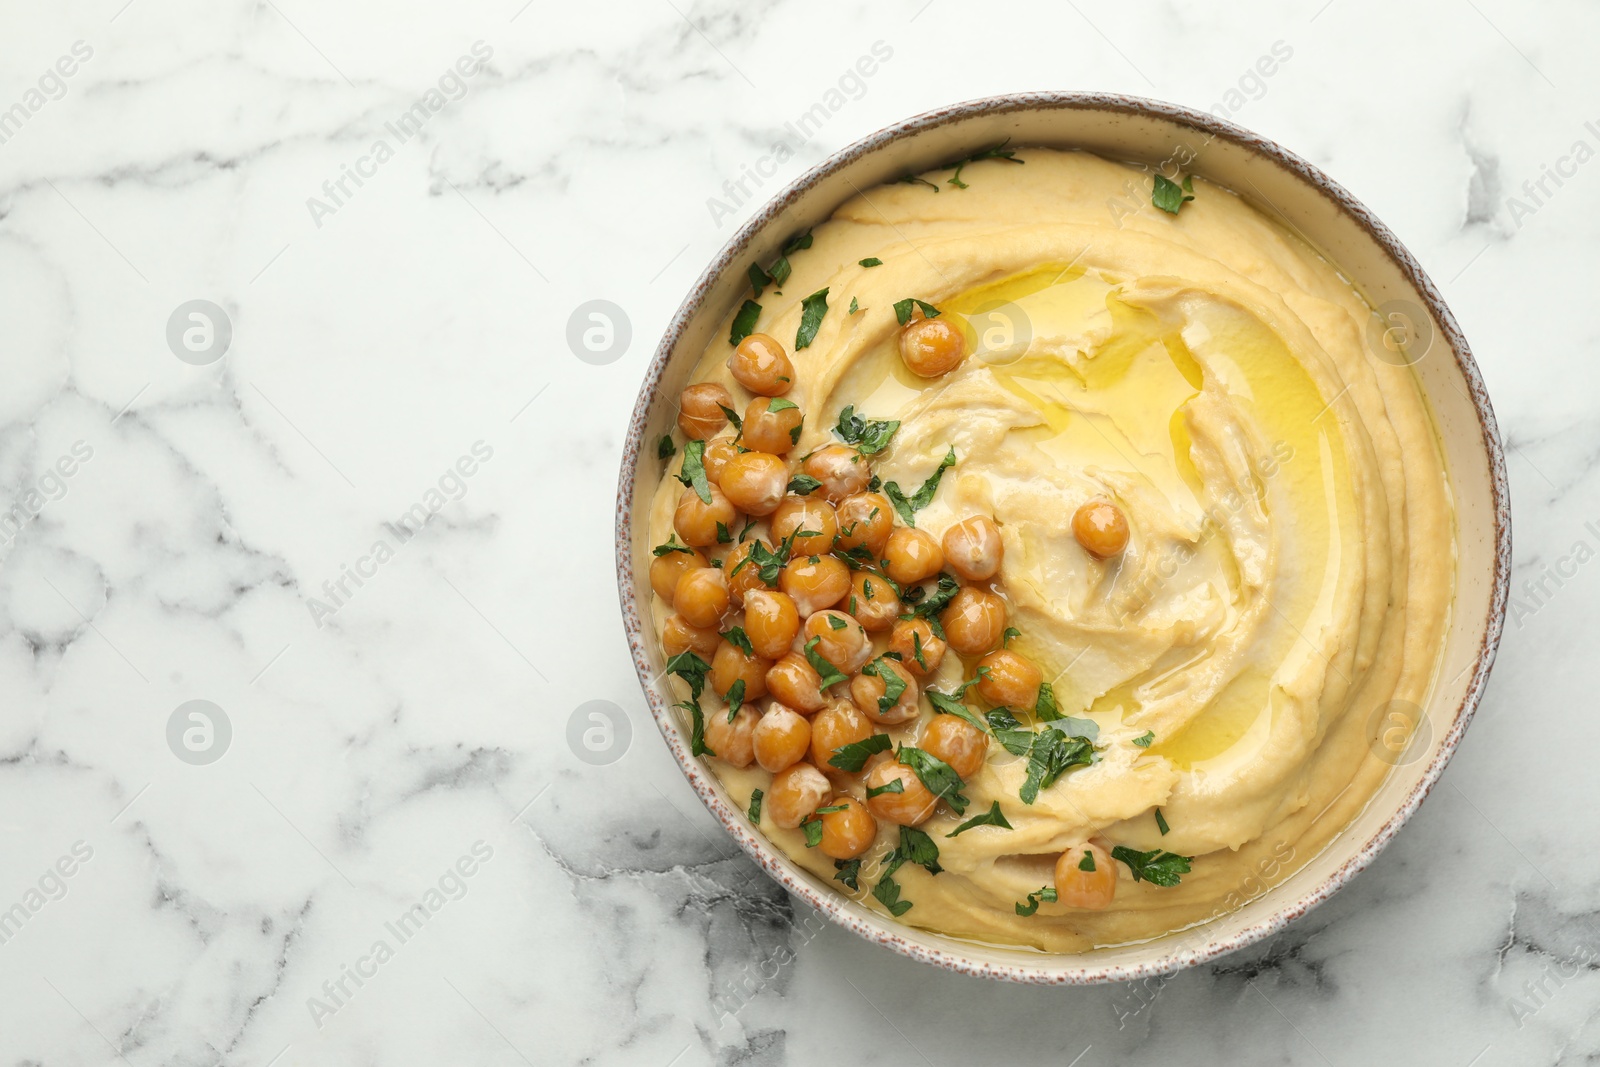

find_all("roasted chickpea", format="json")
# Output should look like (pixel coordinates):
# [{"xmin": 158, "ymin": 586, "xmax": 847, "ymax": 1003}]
[
  {"xmin": 704, "ymin": 704, "xmax": 758, "ymax": 768},
  {"xmin": 677, "ymin": 382, "xmax": 735, "ymax": 440},
  {"xmin": 719, "ymin": 451, "xmax": 788, "ymax": 517},
  {"xmin": 770, "ymin": 496, "xmax": 837, "ymax": 558},
  {"xmin": 835, "ymin": 492, "xmax": 895, "ymax": 556},
  {"xmin": 919, "ymin": 714, "xmax": 989, "ymax": 780},
  {"xmin": 673, "ymin": 567, "xmax": 730, "ymax": 629},
  {"xmin": 780, "ymin": 553, "xmax": 851, "ymax": 616},
  {"xmin": 726, "ymin": 539, "xmax": 776, "ymax": 605},
  {"xmin": 802, "ymin": 610, "xmax": 872, "ymax": 676},
  {"xmin": 662, "ymin": 614, "xmax": 720, "ymax": 658},
  {"xmin": 767, "ymin": 763, "xmax": 830, "ymax": 829},
  {"xmin": 710, "ymin": 638, "xmax": 771, "ymax": 701},
  {"xmin": 884, "ymin": 527, "xmax": 944, "ymax": 586},
  {"xmin": 889, "ymin": 617, "xmax": 947, "ymax": 677},
  {"xmin": 702, "ymin": 436, "xmax": 741, "ymax": 484},
  {"xmin": 942, "ymin": 516, "xmax": 1003, "ymax": 581},
  {"xmin": 752, "ymin": 703, "xmax": 811, "ymax": 773},
  {"xmin": 742, "ymin": 396, "xmax": 803, "ymax": 454},
  {"xmin": 845, "ymin": 570, "xmax": 901, "ymax": 632},
  {"xmin": 976, "ymin": 649, "xmax": 1044, "ymax": 709},
  {"xmin": 674, "ymin": 483, "xmax": 739, "ymax": 548},
  {"xmin": 766, "ymin": 652, "xmax": 827, "ymax": 713},
  {"xmin": 728, "ymin": 332, "xmax": 795, "ymax": 396},
  {"xmin": 850, "ymin": 659, "xmax": 920, "ymax": 724},
  {"xmin": 1073, "ymin": 500, "xmax": 1130, "ymax": 559},
  {"xmin": 940, "ymin": 587, "xmax": 1008, "ymax": 655},
  {"xmin": 818, "ymin": 797, "xmax": 878, "ymax": 860},
  {"xmin": 802, "ymin": 444, "xmax": 872, "ymax": 503},
  {"xmin": 899, "ymin": 315, "xmax": 967, "ymax": 378},
  {"xmin": 649, "ymin": 543, "xmax": 707, "ymax": 603},
  {"xmin": 863, "ymin": 761, "xmax": 938, "ymax": 826},
  {"xmin": 1054, "ymin": 842, "xmax": 1117, "ymax": 910},
  {"xmin": 809, "ymin": 700, "xmax": 873, "ymax": 768},
  {"xmin": 742, "ymin": 588, "xmax": 801, "ymax": 660}
]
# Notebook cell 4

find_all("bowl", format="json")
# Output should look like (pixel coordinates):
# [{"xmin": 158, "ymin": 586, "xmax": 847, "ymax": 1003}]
[{"xmin": 614, "ymin": 93, "xmax": 1510, "ymax": 984}]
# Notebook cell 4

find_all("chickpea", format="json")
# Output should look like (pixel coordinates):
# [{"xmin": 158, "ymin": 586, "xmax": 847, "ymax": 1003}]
[
  {"xmin": 719, "ymin": 451, "xmax": 788, "ymax": 517},
  {"xmin": 863, "ymin": 761, "xmax": 938, "ymax": 826},
  {"xmin": 770, "ymin": 496, "xmax": 838, "ymax": 558},
  {"xmin": 942, "ymin": 516, "xmax": 1003, "ymax": 582},
  {"xmin": 809, "ymin": 700, "xmax": 873, "ymax": 768},
  {"xmin": 766, "ymin": 652, "xmax": 827, "ymax": 713},
  {"xmin": 1073, "ymin": 500, "xmax": 1130, "ymax": 559},
  {"xmin": 662, "ymin": 614, "xmax": 720, "ymax": 658},
  {"xmin": 818, "ymin": 797, "xmax": 878, "ymax": 860},
  {"xmin": 753, "ymin": 703, "xmax": 812, "ymax": 773},
  {"xmin": 884, "ymin": 527, "xmax": 944, "ymax": 586},
  {"xmin": 780, "ymin": 553, "xmax": 851, "ymax": 616},
  {"xmin": 845, "ymin": 570, "xmax": 901, "ymax": 632},
  {"xmin": 742, "ymin": 396, "xmax": 803, "ymax": 454},
  {"xmin": 1054, "ymin": 842, "xmax": 1117, "ymax": 910},
  {"xmin": 889, "ymin": 617, "xmax": 947, "ymax": 677},
  {"xmin": 976, "ymin": 649, "xmax": 1043, "ymax": 709},
  {"xmin": 726, "ymin": 538, "xmax": 776, "ymax": 605},
  {"xmin": 802, "ymin": 444, "xmax": 872, "ymax": 503},
  {"xmin": 673, "ymin": 567, "xmax": 730, "ymax": 629},
  {"xmin": 835, "ymin": 492, "xmax": 894, "ymax": 556},
  {"xmin": 674, "ymin": 483, "xmax": 739, "ymax": 548},
  {"xmin": 919, "ymin": 714, "xmax": 989, "ymax": 780},
  {"xmin": 767, "ymin": 763, "xmax": 831, "ymax": 829},
  {"xmin": 850, "ymin": 659, "xmax": 920, "ymax": 725},
  {"xmin": 710, "ymin": 638, "xmax": 771, "ymax": 701},
  {"xmin": 742, "ymin": 588, "xmax": 801, "ymax": 660},
  {"xmin": 649, "ymin": 543, "xmax": 707, "ymax": 603},
  {"xmin": 702, "ymin": 436, "xmax": 741, "ymax": 484},
  {"xmin": 941, "ymin": 587, "xmax": 1008, "ymax": 656},
  {"xmin": 728, "ymin": 332, "xmax": 795, "ymax": 396},
  {"xmin": 704, "ymin": 704, "xmax": 758, "ymax": 768},
  {"xmin": 899, "ymin": 315, "xmax": 967, "ymax": 378},
  {"xmin": 677, "ymin": 382, "xmax": 734, "ymax": 440},
  {"xmin": 802, "ymin": 610, "xmax": 872, "ymax": 676}
]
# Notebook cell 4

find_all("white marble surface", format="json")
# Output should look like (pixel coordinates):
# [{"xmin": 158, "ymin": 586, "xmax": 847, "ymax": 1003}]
[{"xmin": 0, "ymin": 0, "xmax": 1593, "ymax": 1063}]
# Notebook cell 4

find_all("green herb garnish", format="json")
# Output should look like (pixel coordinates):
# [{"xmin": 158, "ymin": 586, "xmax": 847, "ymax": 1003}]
[
  {"xmin": 1133, "ymin": 731, "xmax": 1155, "ymax": 748},
  {"xmin": 833, "ymin": 405, "xmax": 900, "ymax": 455},
  {"xmin": 1015, "ymin": 885, "xmax": 1057, "ymax": 916},
  {"xmin": 787, "ymin": 474, "xmax": 823, "ymax": 496},
  {"xmin": 892, "ymin": 297, "xmax": 942, "ymax": 327},
  {"xmin": 657, "ymin": 434, "xmax": 676, "ymax": 461},
  {"xmin": 859, "ymin": 257, "xmax": 882, "ymax": 267},
  {"xmin": 884, "ymin": 448, "xmax": 956, "ymax": 525},
  {"xmin": 898, "ymin": 745, "xmax": 969, "ymax": 815},
  {"xmin": 722, "ymin": 626, "xmax": 753, "ymax": 657},
  {"xmin": 1035, "ymin": 680, "xmax": 1061, "ymax": 721},
  {"xmin": 861, "ymin": 655, "xmax": 907, "ymax": 715},
  {"xmin": 676, "ymin": 439, "xmax": 712, "ymax": 505},
  {"xmin": 1153, "ymin": 173, "xmax": 1196, "ymax": 215},
  {"xmin": 834, "ymin": 858, "xmax": 862, "ymax": 890},
  {"xmin": 796, "ymin": 288, "xmax": 829, "ymax": 350},
  {"xmin": 827, "ymin": 732, "xmax": 892, "ymax": 772},
  {"xmin": 653, "ymin": 535, "xmax": 692, "ymax": 557},
  {"xmin": 724, "ymin": 678, "xmax": 745, "ymax": 721},
  {"xmin": 1078, "ymin": 848, "xmax": 1096, "ymax": 872},
  {"xmin": 748, "ymin": 789, "xmax": 763, "ymax": 822},
  {"xmin": 1112, "ymin": 846, "xmax": 1192, "ymax": 887},
  {"xmin": 866, "ymin": 777, "xmax": 904, "ymax": 798},
  {"xmin": 946, "ymin": 801, "xmax": 1012, "ymax": 838},
  {"xmin": 897, "ymin": 826, "xmax": 942, "ymax": 875},
  {"xmin": 802, "ymin": 817, "xmax": 824, "ymax": 847},
  {"xmin": 1155, "ymin": 808, "xmax": 1170, "ymax": 836},
  {"xmin": 729, "ymin": 299, "xmax": 762, "ymax": 346},
  {"xmin": 804, "ymin": 636, "xmax": 851, "ymax": 691},
  {"xmin": 747, "ymin": 262, "xmax": 772, "ymax": 299}
]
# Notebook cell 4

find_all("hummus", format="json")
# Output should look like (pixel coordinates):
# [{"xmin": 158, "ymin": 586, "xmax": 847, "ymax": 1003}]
[{"xmin": 646, "ymin": 148, "xmax": 1453, "ymax": 951}]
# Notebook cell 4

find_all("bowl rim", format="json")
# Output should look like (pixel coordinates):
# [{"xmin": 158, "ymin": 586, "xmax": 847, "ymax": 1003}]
[{"xmin": 613, "ymin": 91, "xmax": 1511, "ymax": 984}]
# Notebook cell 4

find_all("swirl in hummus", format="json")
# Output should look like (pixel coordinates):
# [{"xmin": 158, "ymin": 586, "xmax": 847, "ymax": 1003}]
[{"xmin": 643, "ymin": 147, "xmax": 1453, "ymax": 951}]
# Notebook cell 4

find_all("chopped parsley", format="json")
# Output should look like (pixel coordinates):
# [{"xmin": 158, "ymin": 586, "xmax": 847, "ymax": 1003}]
[
  {"xmin": 944, "ymin": 140, "xmax": 1024, "ymax": 189},
  {"xmin": 721, "ymin": 626, "xmax": 754, "ymax": 657},
  {"xmin": 884, "ymin": 447, "xmax": 957, "ymax": 525},
  {"xmin": 898, "ymin": 745, "xmax": 969, "ymax": 815},
  {"xmin": 1155, "ymin": 808, "xmax": 1170, "ymax": 836},
  {"xmin": 747, "ymin": 789, "xmax": 763, "ymax": 822},
  {"xmin": 833, "ymin": 405, "xmax": 900, "ymax": 454},
  {"xmin": 676, "ymin": 439, "xmax": 713, "ymax": 504},
  {"xmin": 860, "ymin": 655, "xmax": 907, "ymax": 715},
  {"xmin": 848, "ymin": 296, "xmax": 859, "ymax": 314},
  {"xmin": 802, "ymin": 817, "xmax": 824, "ymax": 848},
  {"xmin": 1015, "ymin": 885, "xmax": 1058, "ymax": 917},
  {"xmin": 911, "ymin": 630, "xmax": 928, "ymax": 671},
  {"xmin": 1153, "ymin": 173, "xmax": 1196, "ymax": 215},
  {"xmin": 729, "ymin": 299, "xmax": 762, "ymax": 346},
  {"xmin": 1112, "ymin": 846, "xmax": 1192, "ymax": 887},
  {"xmin": 1077, "ymin": 848, "xmax": 1097, "ymax": 872},
  {"xmin": 892, "ymin": 297, "xmax": 942, "ymax": 327},
  {"xmin": 787, "ymin": 474, "xmax": 823, "ymax": 496},
  {"xmin": 872, "ymin": 868, "xmax": 913, "ymax": 916},
  {"xmin": 766, "ymin": 397, "xmax": 799, "ymax": 414},
  {"xmin": 1035, "ymin": 680, "xmax": 1061, "ymax": 721},
  {"xmin": 715, "ymin": 521, "xmax": 732, "ymax": 545},
  {"xmin": 1001, "ymin": 626, "xmax": 1021, "ymax": 648},
  {"xmin": 657, "ymin": 434, "xmax": 676, "ymax": 461},
  {"xmin": 664, "ymin": 650, "xmax": 711, "ymax": 701},
  {"xmin": 718, "ymin": 403, "xmax": 743, "ymax": 432},
  {"xmin": 859, "ymin": 257, "xmax": 883, "ymax": 267},
  {"xmin": 804, "ymin": 637, "xmax": 850, "ymax": 690},
  {"xmin": 834, "ymin": 858, "xmax": 862, "ymax": 890},
  {"xmin": 652, "ymin": 534, "xmax": 693, "ymax": 557},
  {"xmin": 895, "ymin": 173, "xmax": 941, "ymax": 192},
  {"xmin": 731, "ymin": 531, "xmax": 798, "ymax": 586},
  {"xmin": 946, "ymin": 801, "xmax": 1012, "ymax": 838},
  {"xmin": 724, "ymin": 678, "xmax": 745, "ymax": 721},
  {"xmin": 909, "ymin": 572, "xmax": 961, "ymax": 619},
  {"xmin": 897, "ymin": 826, "xmax": 942, "ymax": 875},
  {"xmin": 865, "ymin": 777, "xmax": 904, "ymax": 798},
  {"xmin": 924, "ymin": 680, "xmax": 987, "ymax": 733},
  {"xmin": 747, "ymin": 262, "xmax": 772, "ymax": 298},
  {"xmin": 1133, "ymin": 731, "xmax": 1155, "ymax": 748},
  {"xmin": 738, "ymin": 517, "xmax": 758, "ymax": 542},
  {"xmin": 678, "ymin": 699, "xmax": 712, "ymax": 757},
  {"xmin": 827, "ymin": 732, "xmax": 891, "ymax": 772},
  {"xmin": 795, "ymin": 288, "xmax": 829, "ymax": 350}
]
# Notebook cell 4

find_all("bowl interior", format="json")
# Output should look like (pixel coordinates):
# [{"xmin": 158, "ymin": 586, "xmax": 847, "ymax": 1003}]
[{"xmin": 617, "ymin": 95, "xmax": 1508, "ymax": 982}]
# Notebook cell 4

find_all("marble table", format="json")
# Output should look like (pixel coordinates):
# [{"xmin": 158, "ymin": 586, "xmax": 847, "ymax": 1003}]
[{"xmin": 0, "ymin": 0, "xmax": 1592, "ymax": 1063}]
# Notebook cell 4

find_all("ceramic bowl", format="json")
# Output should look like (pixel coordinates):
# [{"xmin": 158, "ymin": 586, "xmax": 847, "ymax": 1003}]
[{"xmin": 614, "ymin": 93, "xmax": 1510, "ymax": 983}]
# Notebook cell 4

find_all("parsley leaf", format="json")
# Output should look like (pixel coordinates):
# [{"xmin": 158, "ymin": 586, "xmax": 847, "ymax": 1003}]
[
  {"xmin": 653, "ymin": 535, "xmax": 692, "ymax": 557},
  {"xmin": 766, "ymin": 397, "xmax": 798, "ymax": 413},
  {"xmin": 796, "ymin": 288, "xmax": 829, "ymax": 350},
  {"xmin": 859, "ymin": 257, "xmax": 883, "ymax": 267},
  {"xmin": 1077, "ymin": 847, "xmax": 1096, "ymax": 872},
  {"xmin": 664, "ymin": 651, "xmax": 712, "ymax": 701},
  {"xmin": 1001, "ymin": 626, "xmax": 1021, "ymax": 648},
  {"xmin": 729, "ymin": 299, "xmax": 762, "ymax": 346},
  {"xmin": 1019, "ymin": 727, "xmax": 1096, "ymax": 804},
  {"xmin": 803, "ymin": 636, "xmax": 850, "ymax": 690},
  {"xmin": 678, "ymin": 699, "xmax": 712, "ymax": 757},
  {"xmin": 748, "ymin": 789, "xmax": 763, "ymax": 822},
  {"xmin": 718, "ymin": 403, "xmax": 743, "ymax": 432},
  {"xmin": 748, "ymin": 262, "xmax": 771, "ymax": 299},
  {"xmin": 834, "ymin": 858, "xmax": 862, "ymax": 890},
  {"xmin": 866, "ymin": 777, "xmax": 904, "ymax": 798},
  {"xmin": 872, "ymin": 869, "xmax": 913, "ymax": 916},
  {"xmin": 848, "ymin": 296, "xmax": 859, "ymax": 314},
  {"xmin": 781, "ymin": 230, "xmax": 813, "ymax": 255},
  {"xmin": 946, "ymin": 801, "xmax": 1012, "ymax": 838},
  {"xmin": 895, "ymin": 173, "xmax": 941, "ymax": 192},
  {"xmin": 884, "ymin": 448, "xmax": 957, "ymax": 526},
  {"xmin": 732, "ymin": 531, "xmax": 798, "ymax": 586},
  {"xmin": 833, "ymin": 405, "xmax": 900, "ymax": 455},
  {"xmin": 1015, "ymin": 885, "xmax": 1058, "ymax": 916},
  {"xmin": 722, "ymin": 626, "xmax": 754, "ymax": 657},
  {"xmin": 657, "ymin": 434, "xmax": 676, "ymax": 461},
  {"xmin": 861, "ymin": 655, "xmax": 907, "ymax": 715},
  {"xmin": 944, "ymin": 140, "xmax": 1024, "ymax": 190},
  {"xmin": 898, "ymin": 745, "xmax": 969, "ymax": 815},
  {"xmin": 897, "ymin": 826, "xmax": 942, "ymax": 875},
  {"xmin": 827, "ymin": 732, "xmax": 891, "ymax": 772},
  {"xmin": 910, "ymin": 572, "xmax": 962, "ymax": 620},
  {"xmin": 892, "ymin": 297, "xmax": 942, "ymax": 327},
  {"xmin": 925, "ymin": 684, "xmax": 988, "ymax": 733},
  {"xmin": 724, "ymin": 678, "xmax": 745, "ymax": 721},
  {"xmin": 802, "ymin": 817, "xmax": 824, "ymax": 847},
  {"xmin": 1133, "ymin": 731, "xmax": 1155, "ymax": 748},
  {"xmin": 715, "ymin": 521, "xmax": 732, "ymax": 545},
  {"xmin": 1035, "ymin": 680, "xmax": 1061, "ymax": 721},
  {"xmin": 1112, "ymin": 846, "xmax": 1192, "ymax": 887},
  {"xmin": 787, "ymin": 473, "xmax": 823, "ymax": 496},
  {"xmin": 1153, "ymin": 173, "xmax": 1196, "ymax": 215},
  {"xmin": 1155, "ymin": 808, "xmax": 1170, "ymax": 836},
  {"xmin": 676, "ymin": 439, "xmax": 713, "ymax": 505}
]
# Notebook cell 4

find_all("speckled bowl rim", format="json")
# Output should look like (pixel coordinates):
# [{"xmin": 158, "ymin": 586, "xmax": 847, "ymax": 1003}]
[{"xmin": 614, "ymin": 92, "xmax": 1511, "ymax": 985}]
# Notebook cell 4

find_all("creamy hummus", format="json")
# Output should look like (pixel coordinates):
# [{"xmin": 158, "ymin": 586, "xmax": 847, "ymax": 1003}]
[{"xmin": 646, "ymin": 148, "xmax": 1453, "ymax": 951}]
